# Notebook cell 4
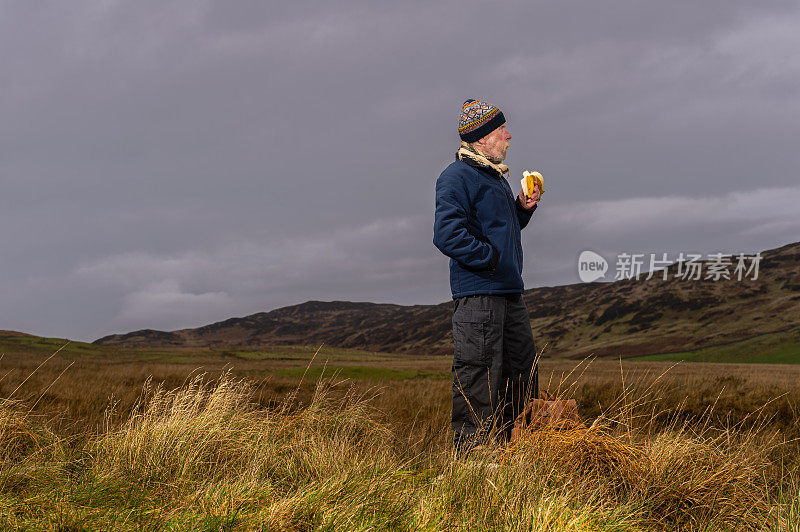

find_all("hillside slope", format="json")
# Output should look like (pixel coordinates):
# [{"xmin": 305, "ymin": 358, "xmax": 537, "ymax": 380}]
[{"xmin": 94, "ymin": 241, "xmax": 800, "ymax": 359}]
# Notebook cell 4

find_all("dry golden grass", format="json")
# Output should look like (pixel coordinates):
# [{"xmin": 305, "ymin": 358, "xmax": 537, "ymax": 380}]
[{"xmin": 0, "ymin": 343, "xmax": 799, "ymax": 529}]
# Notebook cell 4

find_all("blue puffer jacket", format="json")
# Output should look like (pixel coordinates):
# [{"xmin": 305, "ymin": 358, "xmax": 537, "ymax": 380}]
[{"xmin": 433, "ymin": 152, "xmax": 536, "ymax": 299}]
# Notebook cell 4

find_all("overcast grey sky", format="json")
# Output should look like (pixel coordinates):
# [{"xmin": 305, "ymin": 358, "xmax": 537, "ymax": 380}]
[{"xmin": 1, "ymin": 1, "xmax": 798, "ymax": 341}]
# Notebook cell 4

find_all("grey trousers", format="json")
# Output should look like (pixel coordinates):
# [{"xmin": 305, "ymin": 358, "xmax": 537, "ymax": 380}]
[{"xmin": 451, "ymin": 293, "xmax": 538, "ymax": 455}]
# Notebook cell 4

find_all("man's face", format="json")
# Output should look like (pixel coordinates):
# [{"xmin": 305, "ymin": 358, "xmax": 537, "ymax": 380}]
[{"xmin": 478, "ymin": 123, "xmax": 511, "ymax": 162}]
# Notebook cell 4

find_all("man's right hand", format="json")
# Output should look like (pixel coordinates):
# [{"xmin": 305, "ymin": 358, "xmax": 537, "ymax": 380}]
[{"xmin": 518, "ymin": 187, "xmax": 540, "ymax": 210}]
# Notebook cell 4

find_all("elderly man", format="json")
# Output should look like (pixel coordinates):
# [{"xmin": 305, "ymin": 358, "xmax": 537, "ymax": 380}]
[{"xmin": 433, "ymin": 99, "xmax": 541, "ymax": 457}]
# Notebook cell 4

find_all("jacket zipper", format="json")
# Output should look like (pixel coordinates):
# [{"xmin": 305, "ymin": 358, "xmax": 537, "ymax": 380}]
[{"xmin": 499, "ymin": 180, "xmax": 521, "ymax": 268}]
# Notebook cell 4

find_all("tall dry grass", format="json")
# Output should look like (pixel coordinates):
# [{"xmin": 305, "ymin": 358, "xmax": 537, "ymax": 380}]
[{"xmin": 0, "ymin": 361, "xmax": 798, "ymax": 531}]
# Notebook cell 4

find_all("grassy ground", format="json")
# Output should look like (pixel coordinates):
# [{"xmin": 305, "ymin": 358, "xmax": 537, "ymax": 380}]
[
  {"xmin": 635, "ymin": 327, "xmax": 800, "ymax": 364},
  {"xmin": 1, "ymin": 337, "xmax": 800, "ymax": 529}
]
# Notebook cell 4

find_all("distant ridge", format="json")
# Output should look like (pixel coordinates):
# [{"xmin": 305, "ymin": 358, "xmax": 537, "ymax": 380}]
[
  {"xmin": 94, "ymin": 241, "xmax": 800, "ymax": 359},
  {"xmin": 0, "ymin": 330, "xmax": 36, "ymax": 338}
]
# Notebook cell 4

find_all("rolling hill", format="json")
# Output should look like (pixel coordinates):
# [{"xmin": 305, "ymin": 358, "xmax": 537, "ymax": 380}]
[{"xmin": 93, "ymin": 240, "xmax": 800, "ymax": 360}]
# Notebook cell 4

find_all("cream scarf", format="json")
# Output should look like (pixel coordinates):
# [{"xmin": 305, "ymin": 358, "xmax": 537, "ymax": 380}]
[{"xmin": 456, "ymin": 141, "xmax": 509, "ymax": 179}]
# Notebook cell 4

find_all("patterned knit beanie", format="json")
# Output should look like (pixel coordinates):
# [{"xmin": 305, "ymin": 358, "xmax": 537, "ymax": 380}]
[{"xmin": 458, "ymin": 99, "xmax": 506, "ymax": 143}]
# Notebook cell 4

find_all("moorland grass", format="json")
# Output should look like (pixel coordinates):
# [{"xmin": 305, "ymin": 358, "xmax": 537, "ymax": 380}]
[{"xmin": 1, "ymin": 348, "xmax": 800, "ymax": 530}]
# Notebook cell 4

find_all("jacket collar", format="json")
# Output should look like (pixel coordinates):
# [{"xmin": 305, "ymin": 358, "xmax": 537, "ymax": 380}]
[{"xmin": 456, "ymin": 141, "xmax": 509, "ymax": 180}]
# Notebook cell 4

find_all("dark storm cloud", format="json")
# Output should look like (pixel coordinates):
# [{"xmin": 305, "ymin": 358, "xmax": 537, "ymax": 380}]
[{"xmin": 1, "ymin": 1, "xmax": 798, "ymax": 340}]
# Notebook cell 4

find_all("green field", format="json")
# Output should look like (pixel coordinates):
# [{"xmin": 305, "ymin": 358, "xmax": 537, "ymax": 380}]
[
  {"xmin": 271, "ymin": 365, "xmax": 449, "ymax": 381},
  {"xmin": 635, "ymin": 327, "xmax": 800, "ymax": 364}
]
